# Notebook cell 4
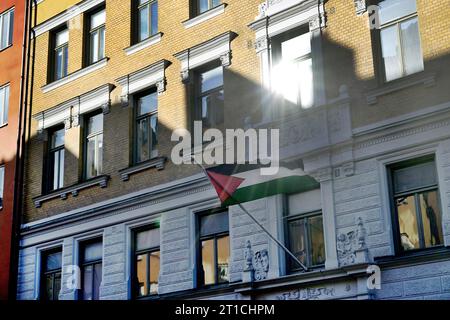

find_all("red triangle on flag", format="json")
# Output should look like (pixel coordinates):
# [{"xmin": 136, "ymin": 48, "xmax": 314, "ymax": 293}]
[{"xmin": 206, "ymin": 171, "xmax": 245, "ymax": 203}]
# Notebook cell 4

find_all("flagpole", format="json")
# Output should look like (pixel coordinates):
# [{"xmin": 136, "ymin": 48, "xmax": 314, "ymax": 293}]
[{"xmin": 191, "ymin": 156, "xmax": 308, "ymax": 272}]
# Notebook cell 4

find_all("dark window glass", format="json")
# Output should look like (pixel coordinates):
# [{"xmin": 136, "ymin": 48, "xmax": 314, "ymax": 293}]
[
  {"xmin": 80, "ymin": 239, "xmax": 103, "ymax": 300},
  {"xmin": 135, "ymin": 90, "xmax": 158, "ymax": 163},
  {"xmin": 134, "ymin": 227, "xmax": 160, "ymax": 297},
  {"xmin": 137, "ymin": 0, "xmax": 158, "ymax": 42},
  {"xmin": 378, "ymin": 0, "xmax": 423, "ymax": 82},
  {"xmin": 48, "ymin": 127, "xmax": 65, "ymax": 192},
  {"xmin": 198, "ymin": 210, "xmax": 230, "ymax": 286},
  {"xmin": 391, "ymin": 157, "xmax": 443, "ymax": 252},
  {"xmin": 41, "ymin": 249, "xmax": 62, "ymax": 300},
  {"xmin": 88, "ymin": 9, "xmax": 105, "ymax": 64},
  {"xmin": 195, "ymin": 66, "xmax": 224, "ymax": 129},
  {"xmin": 85, "ymin": 113, "xmax": 103, "ymax": 179},
  {"xmin": 287, "ymin": 213, "xmax": 325, "ymax": 271},
  {"xmin": 54, "ymin": 28, "xmax": 69, "ymax": 80}
]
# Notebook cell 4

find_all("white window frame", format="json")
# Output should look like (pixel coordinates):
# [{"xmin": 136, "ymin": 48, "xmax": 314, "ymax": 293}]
[
  {"xmin": 0, "ymin": 7, "xmax": 14, "ymax": 50},
  {"xmin": 0, "ymin": 83, "xmax": 10, "ymax": 126}
]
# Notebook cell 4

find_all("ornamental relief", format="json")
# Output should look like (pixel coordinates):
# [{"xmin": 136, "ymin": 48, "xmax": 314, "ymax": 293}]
[{"xmin": 277, "ymin": 287, "xmax": 335, "ymax": 300}]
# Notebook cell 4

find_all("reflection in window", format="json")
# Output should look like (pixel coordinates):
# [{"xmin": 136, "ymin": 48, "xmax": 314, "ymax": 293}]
[
  {"xmin": 379, "ymin": 0, "xmax": 423, "ymax": 82},
  {"xmin": 198, "ymin": 210, "xmax": 229, "ymax": 286},
  {"xmin": 195, "ymin": 0, "xmax": 221, "ymax": 15},
  {"xmin": 41, "ymin": 249, "xmax": 62, "ymax": 300},
  {"xmin": 272, "ymin": 30, "xmax": 313, "ymax": 108},
  {"xmin": 88, "ymin": 9, "xmax": 106, "ymax": 64},
  {"xmin": 391, "ymin": 157, "xmax": 443, "ymax": 252},
  {"xmin": 135, "ymin": 90, "xmax": 158, "ymax": 163},
  {"xmin": 85, "ymin": 113, "xmax": 103, "ymax": 179},
  {"xmin": 137, "ymin": 0, "xmax": 158, "ymax": 42},
  {"xmin": 53, "ymin": 28, "xmax": 69, "ymax": 80},
  {"xmin": 196, "ymin": 65, "xmax": 224, "ymax": 129},
  {"xmin": 48, "ymin": 127, "xmax": 65, "ymax": 192},
  {"xmin": 80, "ymin": 239, "xmax": 103, "ymax": 300},
  {"xmin": 134, "ymin": 227, "xmax": 160, "ymax": 297},
  {"xmin": 0, "ymin": 8, "xmax": 14, "ymax": 50}
]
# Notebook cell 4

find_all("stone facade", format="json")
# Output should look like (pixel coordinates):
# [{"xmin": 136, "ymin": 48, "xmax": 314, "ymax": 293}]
[{"xmin": 16, "ymin": 0, "xmax": 450, "ymax": 300}]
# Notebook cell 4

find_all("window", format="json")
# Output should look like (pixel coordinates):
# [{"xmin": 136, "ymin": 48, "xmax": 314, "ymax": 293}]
[
  {"xmin": 135, "ymin": 90, "xmax": 158, "ymax": 163},
  {"xmin": 87, "ymin": 8, "xmax": 105, "ymax": 64},
  {"xmin": 0, "ymin": 166, "xmax": 4, "ymax": 209},
  {"xmin": 80, "ymin": 239, "xmax": 103, "ymax": 300},
  {"xmin": 40, "ymin": 248, "xmax": 62, "ymax": 300},
  {"xmin": 0, "ymin": 84, "xmax": 9, "ymax": 126},
  {"xmin": 136, "ymin": 0, "xmax": 158, "ymax": 42},
  {"xmin": 272, "ymin": 28, "xmax": 314, "ymax": 108},
  {"xmin": 389, "ymin": 156, "xmax": 443, "ymax": 253},
  {"xmin": 134, "ymin": 227, "xmax": 160, "ymax": 297},
  {"xmin": 197, "ymin": 210, "xmax": 230, "ymax": 287},
  {"xmin": 195, "ymin": 65, "xmax": 224, "ymax": 130},
  {"xmin": 0, "ymin": 8, "xmax": 14, "ymax": 50},
  {"xmin": 47, "ymin": 127, "xmax": 65, "ymax": 192},
  {"xmin": 286, "ymin": 189, "xmax": 325, "ymax": 271},
  {"xmin": 378, "ymin": 0, "xmax": 423, "ymax": 82},
  {"xmin": 193, "ymin": 0, "xmax": 221, "ymax": 15},
  {"xmin": 84, "ymin": 112, "xmax": 103, "ymax": 179},
  {"xmin": 53, "ymin": 28, "xmax": 69, "ymax": 80}
]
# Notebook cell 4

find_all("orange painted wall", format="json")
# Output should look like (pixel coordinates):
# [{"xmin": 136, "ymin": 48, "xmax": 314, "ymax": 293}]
[{"xmin": 0, "ymin": 0, "xmax": 25, "ymax": 300}]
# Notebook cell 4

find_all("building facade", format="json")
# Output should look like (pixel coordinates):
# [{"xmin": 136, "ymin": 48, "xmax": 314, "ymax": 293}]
[
  {"xmin": 16, "ymin": 0, "xmax": 450, "ymax": 300},
  {"xmin": 0, "ymin": 0, "xmax": 27, "ymax": 300}
]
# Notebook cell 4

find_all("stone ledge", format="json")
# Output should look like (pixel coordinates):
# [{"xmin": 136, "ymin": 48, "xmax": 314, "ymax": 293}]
[
  {"xmin": 182, "ymin": 4, "xmax": 227, "ymax": 29},
  {"xmin": 33, "ymin": 175, "xmax": 110, "ymax": 208},
  {"xmin": 119, "ymin": 157, "xmax": 167, "ymax": 181},
  {"xmin": 124, "ymin": 32, "xmax": 163, "ymax": 56}
]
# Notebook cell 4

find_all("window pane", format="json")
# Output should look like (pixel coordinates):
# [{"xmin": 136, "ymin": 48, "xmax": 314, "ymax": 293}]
[
  {"xmin": 201, "ymin": 239, "xmax": 215, "ymax": 285},
  {"xmin": 400, "ymin": 17, "xmax": 423, "ymax": 76},
  {"xmin": 139, "ymin": 5, "xmax": 149, "ymax": 41},
  {"xmin": 150, "ymin": 114, "xmax": 158, "ymax": 148},
  {"xmin": 82, "ymin": 265, "xmax": 93, "ymax": 300},
  {"xmin": 200, "ymin": 211, "xmax": 229, "ymax": 237},
  {"xmin": 198, "ymin": 0, "xmax": 209, "ymax": 14},
  {"xmin": 298, "ymin": 58, "xmax": 314, "ymax": 108},
  {"xmin": 200, "ymin": 66, "xmax": 223, "ymax": 93},
  {"xmin": 419, "ymin": 191, "xmax": 443, "ymax": 248},
  {"xmin": 217, "ymin": 236, "xmax": 229, "ymax": 283},
  {"xmin": 45, "ymin": 251, "xmax": 62, "ymax": 271},
  {"xmin": 396, "ymin": 195, "xmax": 420, "ymax": 251},
  {"xmin": 281, "ymin": 32, "xmax": 311, "ymax": 61},
  {"xmin": 379, "ymin": 0, "xmax": 417, "ymax": 25},
  {"xmin": 93, "ymin": 263, "xmax": 102, "ymax": 300},
  {"xmin": 0, "ymin": 166, "xmax": 4, "ymax": 208},
  {"xmin": 90, "ymin": 31, "xmax": 99, "ymax": 63},
  {"xmin": 55, "ymin": 29, "xmax": 69, "ymax": 46},
  {"xmin": 138, "ymin": 92, "xmax": 158, "ymax": 115},
  {"xmin": 87, "ymin": 113, "xmax": 103, "ymax": 135},
  {"xmin": 136, "ymin": 228, "xmax": 160, "ymax": 251},
  {"xmin": 8, "ymin": 10, "xmax": 13, "ymax": 45},
  {"xmin": 136, "ymin": 253, "xmax": 148, "ymax": 297},
  {"xmin": 53, "ymin": 150, "xmax": 64, "ymax": 190},
  {"xmin": 288, "ymin": 219, "xmax": 307, "ymax": 268},
  {"xmin": 45, "ymin": 274, "xmax": 54, "ymax": 300},
  {"xmin": 381, "ymin": 25, "xmax": 403, "ymax": 82},
  {"xmin": 137, "ymin": 117, "xmax": 150, "ymax": 162},
  {"xmin": 212, "ymin": 0, "xmax": 221, "ymax": 8},
  {"xmin": 51, "ymin": 128, "xmax": 65, "ymax": 148},
  {"xmin": 0, "ymin": 87, "xmax": 4, "ymax": 124},
  {"xmin": 1, "ymin": 11, "xmax": 10, "ymax": 49},
  {"xmin": 151, "ymin": 1, "xmax": 158, "ymax": 35},
  {"xmin": 90, "ymin": 10, "xmax": 106, "ymax": 29},
  {"xmin": 55, "ymin": 48, "xmax": 63, "ymax": 80},
  {"xmin": 149, "ymin": 251, "xmax": 160, "ymax": 295},
  {"xmin": 393, "ymin": 161, "xmax": 437, "ymax": 194},
  {"xmin": 58, "ymin": 150, "xmax": 64, "ymax": 189},
  {"xmin": 86, "ymin": 138, "xmax": 97, "ymax": 179},
  {"xmin": 201, "ymin": 89, "xmax": 224, "ymax": 128},
  {"xmin": 83, "ymin": 241, "xmax": 103, "ymax": 263},
  {"xmin": 308, "ymin": 215, "xmax": 325, "ymax": 266},
  {"xmin": 99, "ymin": 27, "xmax": 105, "ymax": 60},
  {"xmin": 53, "ymin": 273, "xmax": 61, "ymax": 300}
]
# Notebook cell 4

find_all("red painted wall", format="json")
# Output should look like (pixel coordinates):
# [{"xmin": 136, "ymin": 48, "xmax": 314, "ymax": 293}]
[{"xmin": 0, "ymin": 0, "xmax": 25, "ymax": 300}]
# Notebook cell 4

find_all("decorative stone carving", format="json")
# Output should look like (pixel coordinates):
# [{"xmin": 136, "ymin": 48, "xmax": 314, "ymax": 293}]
[
  {"xmin": 64, "ymin": 118, "xmax": 71, "ymax": 131},
  {"xmin": 120, "ymin": 94, "xmax": 129, "ymax": 108},
  {"xmin": 181, "ymin": 69, "xmax": 190, "ymax": 84},
  {"xmin": 354, "ymin": 0, "xmax": 367, "ymax": 15},
  {"xmin": 277, "ymin": 287, "xmax": 335, "ymax": 300},
  {"xmin": 71, "ymin": 113, "xmax": 80, "ymax": 127},
  {"xmin": 337, "ymin": 217, "xmax": 368, "ymax": 266},
  {"xmin": 253, "ymin": 249, "xmax": 269, "ymax": 281},
  {"xmin": 254, "ymin": 37, "xmax": 268, "ymax": 53},
  {"xmin": 257, "ymin": 1, "xmax": 268, "ymax": 19},
  {"xmin": 342, "ymin": 162, "xmax": 355, "ymax": 177},
  {"xmin": 242, "ymin": 240, "xmax": 255, "ymax": 283},
  {"xmin": 101, "ymin": 101, "xmax": 111, "ymax": 115},
  {"xmin": 156, "ymin": 79, "xmax": 166, "ymax": 95},
  {"xmin": 220, "ymin": 52, "xmax": 231, "ymax": 67}
]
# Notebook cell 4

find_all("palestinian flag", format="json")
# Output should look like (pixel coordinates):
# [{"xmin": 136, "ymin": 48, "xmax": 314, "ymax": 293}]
[{"xmin": 205, "ymin": 163, "xmax": 319, "ymax": 206}]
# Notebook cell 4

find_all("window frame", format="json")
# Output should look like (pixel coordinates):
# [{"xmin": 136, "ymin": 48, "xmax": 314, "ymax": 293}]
[
  {"xmin": 388, "ymin": 155, "xmax": 443, "ymax": 255},
  {"xmin": 45, "ymin": 126, "xmax": 65, "ymax": 193},
  {"xmin": 0, "ymin": 83, "xmax": 9, "ymax": 126},
  {"xmin": 0, "ymin": 7, "xmax": 14, "ymax": 51},
  {"xmin": 85, "ymin": 7, "xmax": 106, "ymax": 66},
  {"xmin": 51, "ymin": 26, "xmax": 69, "ymax": 81},
  {"xmin": 133, "ymin": 88, "xmax": 159, "ymax": 165},
  {"xmin": 132, "ymin": 225, "xmax": 160, "ymax": 298},
  {"xmin": 83, "ymin": 111, "xmax": 104, "ymax": 180},
  {"xmin": 376, "ymin": 0, "xmax": 423, "ymax": 83},
  {"xmin": 39, "ymin": 247, "xmax": 63, "ymax": 301},
  {"xmin": 192, "ymin": 0, "xmax": 221, "ymax": 17},
  {"xmin": 285, "ymin": 209, "xmax": 325, "ymax": 273},
  {"xmin": 135, "ymin": 0, "xmax": 158, "ymax": 43},
  {"xmin": 79, "ymin": 238, "xmax": 103, "ymax": 301},
  {"xmin": 196, "ymin": 208, "xmax": 230, "ymax": 288},
  {"xmin": 193, "ymin": 62, "xmax": 224, "ymax": 130}
]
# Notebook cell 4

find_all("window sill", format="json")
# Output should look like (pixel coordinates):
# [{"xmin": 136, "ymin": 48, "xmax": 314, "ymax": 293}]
[
  {"xmin": 41, "ymin": 58, "xmax": 109, "ymax": 94},
  {"xmin": 366, "ymin": 72, "xmax": 436, "ymax": 105},
  {"xmin": 33, "ymin": 175, "xmax": 110, "ymax": 208},
  {"xmin": 0, "ymin": 44, "xmax": 12, "ymax": 53},
  {"xmin": 374, "ymin": 246, "xmax": 450, "ymax": 268},
  {"xmin": 124, "ymin": 32, "xmax": 163, "ymax": 56},
  {"xmin": 182, "ymin": 3, "xmax": 227, "ymax": 29},
  {"xmin": 0, "ymin": 122, "xmax": 8, "ymax": 129},
  {"xmin": 119, "ymin": 156, "xmax": 167, "ymax": 181}
]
